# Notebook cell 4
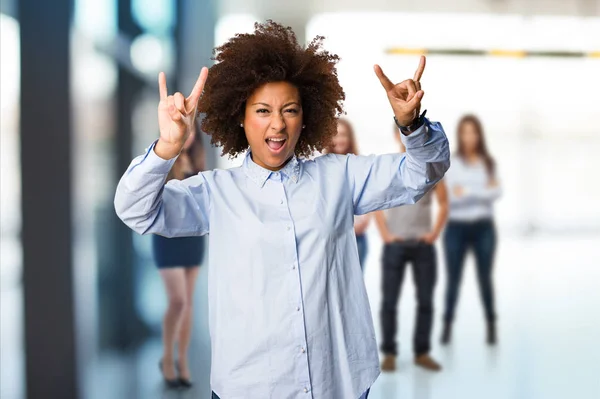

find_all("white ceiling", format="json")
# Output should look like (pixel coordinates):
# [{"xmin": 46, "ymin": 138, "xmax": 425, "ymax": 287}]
[{"xmin": 219, "ymin": 0, "xmax": 600, "ymax": 21}]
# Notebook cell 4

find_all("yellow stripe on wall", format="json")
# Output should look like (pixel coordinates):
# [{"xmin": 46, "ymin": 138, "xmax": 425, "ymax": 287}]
[
  {"xmin": 387, "ymin": 48, "xmax": 428, "ymax": 55},
  {"xmin": 385, "ymin": 48, "xmax": 600, "ymax": 59},
  {"xmin": 488, "ymin": 50, "xmax": 527, "ymax": 58}
]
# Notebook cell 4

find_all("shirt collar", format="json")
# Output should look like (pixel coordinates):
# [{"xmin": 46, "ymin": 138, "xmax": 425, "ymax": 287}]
[{"xmin": 243, "ymin": 152, "xmax": 301, "ymax": 188}]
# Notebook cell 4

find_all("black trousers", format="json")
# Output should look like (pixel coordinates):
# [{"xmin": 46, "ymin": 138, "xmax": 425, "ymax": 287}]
[
  {"xmin": 380, "ymin": 241, "xmax": 437, "ymax": 356},
  {"xmin": 443, "ymin": 220, "xmax": 497, "ymax": 323}
]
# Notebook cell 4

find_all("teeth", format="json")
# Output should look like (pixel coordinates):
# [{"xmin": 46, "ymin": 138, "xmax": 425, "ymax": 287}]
[{"xmin": 268, "ymin": 138, "xmax": 286, "ymax": 142}]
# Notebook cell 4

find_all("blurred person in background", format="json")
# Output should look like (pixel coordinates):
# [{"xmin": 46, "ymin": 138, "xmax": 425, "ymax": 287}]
[
  {"xmin": 115, "ymin": 21, "xmax": 450, "ymax": 399},
  {"xmin": 327, "ymin": 119, "xmax": 371, "ymax": 272},
  {"xmin": 374, "ymin": 125, "xmax": 448, "ymax": 372},
  {"xmin": 441, "ymin": 115, "xmax": 501, "ymax": 346},
  {"xmin": 153, "ymin": 120, "xmax": 206, "ymax": 389}
]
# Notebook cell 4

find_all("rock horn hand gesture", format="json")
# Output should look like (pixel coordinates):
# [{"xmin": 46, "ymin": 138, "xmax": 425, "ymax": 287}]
[
  {"xmin": 374, "ymin": 56, "xmax": 426, "ymax": 128},
  {"xmin": 155, "ymin": 67, "xmax": 208, "ymax": 159}
]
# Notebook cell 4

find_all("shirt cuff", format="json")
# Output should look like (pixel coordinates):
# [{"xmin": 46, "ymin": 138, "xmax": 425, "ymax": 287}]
[
  {"xmin": 136, "ymin": 139, "xmax": 178, "ymax": 174},
  {"xmin": 400, "ymin": 118, "xmax": 430, "ymax": 149}
]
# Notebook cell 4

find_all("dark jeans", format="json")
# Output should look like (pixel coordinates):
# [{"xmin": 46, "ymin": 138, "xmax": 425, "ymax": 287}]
[
  {"xmin": 212, "ymin": 389, "xmax": 370, "ymax": 398},
  {"xmin": 380, "ymin": 241, "xmax": 436, "ymax": 356},
  {"xmin": 356, "ymin": 234, "xmax": 368, "ymax": 272},
  {"xmin": 443, "ymin": 219, "xmax": 497, "ymax": 323}
]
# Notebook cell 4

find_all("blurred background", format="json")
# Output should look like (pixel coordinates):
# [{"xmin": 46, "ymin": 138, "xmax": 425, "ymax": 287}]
[{"xmin": 1, "ymin": 0, "xmax": 599, "ymax": 398}]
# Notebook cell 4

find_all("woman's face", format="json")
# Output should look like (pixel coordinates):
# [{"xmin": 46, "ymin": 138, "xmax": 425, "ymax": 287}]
[
  {"xmin": 243, "ymin": 81, "xmax": 303, "ymax": 171},
  {"xmin": 332, "ymin": 123, "xmax": 352, "ymax": 155},
  {"xmin": 459, "ymin": 121, "xmax": 480, "ymax": 154}
]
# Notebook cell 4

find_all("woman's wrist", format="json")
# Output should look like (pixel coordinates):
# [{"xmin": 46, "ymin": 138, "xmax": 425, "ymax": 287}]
[
  {"xmin": 394, "ymin": 110, "xmax": 427, "ymax": 135},
  {"xmin": 155, "ymin": 139, "xmax": 183, "ymax": 160}
]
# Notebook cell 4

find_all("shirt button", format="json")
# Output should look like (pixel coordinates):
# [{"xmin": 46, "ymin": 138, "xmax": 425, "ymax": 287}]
[
  {"xmin": 304, "ymin": 388, "xmax": 308, "ymax": 393},
  {"xmin": 301, "ymin": 347, "xmax": 306, "ymax": 353},
  {"xmin": 296, "ymin": 306, "xmax": 300, "ymax": 311},
  {"xmin": 280, "ymin": 199, "xmax": 284, "ymax": 204},
  {"xmin": 286, "ymin": 226, "xmax": 291, "ymax": 231},
  {"xmin": 292, "ymin": 264, "xmax": 296, "ymax": 270}
]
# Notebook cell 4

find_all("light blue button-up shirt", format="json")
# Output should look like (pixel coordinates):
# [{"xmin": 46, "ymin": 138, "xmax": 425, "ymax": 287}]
[{"xmin": 114, "ymin": 119, "xmax": 450, "ymax": 399}]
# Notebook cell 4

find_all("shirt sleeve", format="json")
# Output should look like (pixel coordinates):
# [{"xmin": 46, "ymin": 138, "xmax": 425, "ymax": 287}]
[
  {"xmin": 447, "ymin": 165, "xmax": 502, "ymax": 206},
  {"xmin": 114, "ymin": 141, "xmax": 211, "ymax": 237},
  {"xmin": 449, "ymin": 182, "xmax": 502, "ymax": 205},
  {"xmin": 463, "ymin": 184, "xmax": 502, "ymax": 201},
  {"xmin": 346, "ymin": 118, "xmax": 450, "ymax": 215}
]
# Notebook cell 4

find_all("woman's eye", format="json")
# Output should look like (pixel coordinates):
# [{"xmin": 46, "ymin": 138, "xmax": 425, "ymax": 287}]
[
  {"xmin": 285, "ymin": 108, "xmax": 298, "ymax": 114},
  {"xmin": 257, "ymin": 109, "xmax": 269, "ymax": 113}
]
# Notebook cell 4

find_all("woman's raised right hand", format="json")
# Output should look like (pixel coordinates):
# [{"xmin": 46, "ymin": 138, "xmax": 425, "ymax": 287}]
[{"xmin": 155, "ymin": 67, "xmax": 208, "ymax": 159}]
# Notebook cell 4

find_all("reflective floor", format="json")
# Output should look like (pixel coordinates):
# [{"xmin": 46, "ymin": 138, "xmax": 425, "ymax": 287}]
[
  {"xmin": 84, "ymin": 260, "xmax": 213, "ymax": 399},
  {"xmin": 2, "ymin": 233, "xmax": 599, "ymax": 399},
  {"xmin": 365, "ymin": 233, "xmax": 600, "ymax": 399}
]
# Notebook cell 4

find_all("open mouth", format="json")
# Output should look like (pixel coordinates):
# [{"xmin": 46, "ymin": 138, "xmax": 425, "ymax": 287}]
[{"xmin": 265, "ymin": 137, "xmax": 287, "ymax": 153}]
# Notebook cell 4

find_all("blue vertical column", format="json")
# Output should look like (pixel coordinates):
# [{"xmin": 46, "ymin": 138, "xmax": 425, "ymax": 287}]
[
  {"xmin": 97, "ymin": 0, "xmax": 150, "ymax": 352},
  {"xmin": 19, "ymin": 0, "xmax": 78, "ymax": 397}
]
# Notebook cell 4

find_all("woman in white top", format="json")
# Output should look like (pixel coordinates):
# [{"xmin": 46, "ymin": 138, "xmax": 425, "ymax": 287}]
[
  {"xmin": 441, "ymin": 115, "xmax": 501, "ymax": 346},
  {"xmin": 328, "ymin": 119, "xmax": 371, "ymax": 272}
]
